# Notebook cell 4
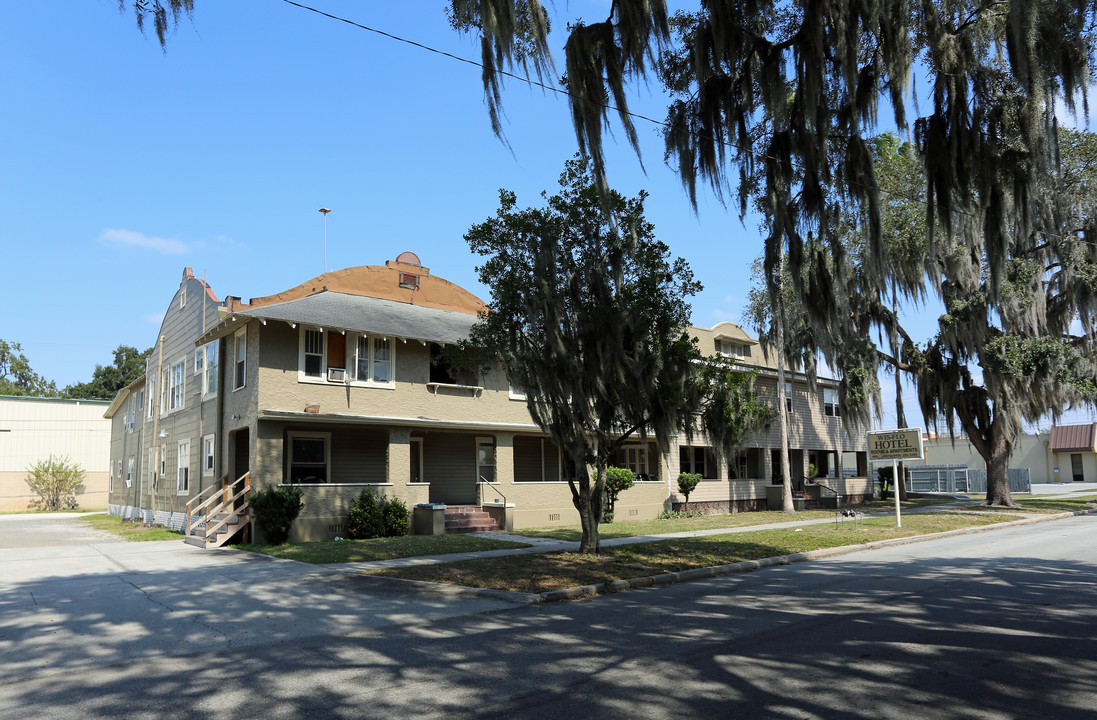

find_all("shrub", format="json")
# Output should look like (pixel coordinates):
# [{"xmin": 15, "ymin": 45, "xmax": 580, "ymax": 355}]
[
  {"xmin": 347, "ymin": 491, "xmax": 409, "ymax": 538},
  {"xmin": 677, "ymin": 472, "xmax": 702, "ymax": 509},
  {"xmin": 601, "ymin": 466, "xmax": 635, "ymax": 524},
  {"xmin": 25, "ymin": 455, "xmax": 85, "ymax": 511},
  {"xmin": 346, "ymin": 489, "xmax": 384, "ymax": 539},
  {"xmin": 381, "ymin": 497, "xmax": 410, "ymax": 537},
  {"xmin": 659, "ymin": 509, "xmax": 703, "ymax": 519},
  {"xmin": 248, "ymin": 486, "xmax": 304, "ymax": 545}
]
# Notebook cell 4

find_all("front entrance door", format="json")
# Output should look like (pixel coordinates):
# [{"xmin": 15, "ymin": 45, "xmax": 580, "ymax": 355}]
[{"xmin": 1072, "ymin": 453, "xmax": 1085, "ymax": 482}]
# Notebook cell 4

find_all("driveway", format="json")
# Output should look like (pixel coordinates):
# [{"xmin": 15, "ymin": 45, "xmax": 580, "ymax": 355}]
[{"xmin": 0, "ymin": 512, "xmax": 122, "ymax": 549}]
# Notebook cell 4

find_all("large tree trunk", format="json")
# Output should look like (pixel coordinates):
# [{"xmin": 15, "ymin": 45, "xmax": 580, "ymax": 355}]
[
  {"xmin": 566, "ymin": 454, "xmax": 602, "ymax": 554},
  {"xmin": 984, "ymin": 432, "xmax": 1015, "ymax": 508}
]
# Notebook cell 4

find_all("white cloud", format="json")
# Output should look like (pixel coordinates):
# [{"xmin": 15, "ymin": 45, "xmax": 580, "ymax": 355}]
[{"xmin": 101, "ymin": 228, "xmax": 189, "ymax": 255}]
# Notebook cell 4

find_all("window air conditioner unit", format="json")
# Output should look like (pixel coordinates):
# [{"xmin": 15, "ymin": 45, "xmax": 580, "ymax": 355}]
[{"xmin": 327, "ymin": 368, "xmax": 346, "ymax": 383}]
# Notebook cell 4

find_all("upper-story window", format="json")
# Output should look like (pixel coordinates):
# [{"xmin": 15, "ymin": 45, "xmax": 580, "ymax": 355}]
[
  {"xmin": 823, "ymin": 388, "xmax": 840, "ymax": 417},
  {"xmin": 429, "ymin": 343, "xmax": 476, "ymax": 385},
  {"xmin": 715, "ymin": 339, "xmax": 751, "ymax": 358},
  {"xmin": 162, "ymin": 358, "xmax": 186, "ymax": 414},
  {"xmin": 234, "ymin": 327, "xmax": 247, "ymax": 390},
  {"xmin": 784, "ymin": 382, "xmax": 794, "ymax": 413},
  {"xmin": 298, "ymin": 327, "xmax": 395, "ymax": 388},
  {"xmin": 196, "ymin": 341, "xmax": 219, "ymax": 398}
]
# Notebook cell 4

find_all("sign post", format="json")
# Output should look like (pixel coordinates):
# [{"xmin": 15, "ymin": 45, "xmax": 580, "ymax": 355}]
[{"xmin": 867, "ymin": 428, "xmax": 925, "ymax": 527}]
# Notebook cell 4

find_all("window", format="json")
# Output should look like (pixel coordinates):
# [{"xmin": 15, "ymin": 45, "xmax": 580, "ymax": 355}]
[
  {"xmin": 729, "ymin": 449, "xmax": 762, "ymax": 479},
  {"xmin": 180, "ymin": 284, "xmax": 187, "ymax": 308},
  {"xmin": 177, "ymin": 440, "xmax": 190, "ymax": 493},
  {"xmin": 234, "ymin": 327, "xmax": 247, "ymax": 390},
  {"xmin": 715, "ymin": 339, "xmax": 751, "ymax": 358},
  {"xmin": 823, "ymin": 388, "xmax": 840, "ymax": 417},
  {"xmin": 618, "ymin": 444, "xmax": 653, "ymax": 481},
  {"xmin": 410, "ymin": 437, "xmax": 424, "ymax": 483},
  {"xmin": 429, "ymin": 343, "xmax": 475, "ymax": 385},
  {"xmin": 300, "ymin": 328, "xmax": 395, "ymax": 387},
  {"xmin": 148, "ymin": 448, "xmax": 156, "ymax": 493},
  {"xmin": 126, "ymin": 458, "xmax": 134, "ymax": 488},
  {"xmin": 200, "ymin": 341, "xmax": 219, "ymax": 397},
  {"xmin": 303, "ymin": 328, "xmax": 324, "ymax": 378},
  {"xmin": 126, "ymin": 394, "xmax": 136, "ymax": 431},
  {"xmin": 117, "ymin": 460, "xmax": 122, "ymax": 482},
  {"xmin": 147, "ymin": 374, "xmax": 157, "ymax": 420},
  {"xmin": 109, "ymin": 461, "xmax": 114, "ymax": 493},
  {"xmin": 680, "ymin": 446, "xmax": 716, "ymax": 479},
  {"xmin": 514, "ymin": 436, "xmax": 562, "ymax": 482},
  {"xmin": 355, "ymin": 334, "xmax": 392, "ymax": 385},
  {"xmin": 162, "ymin": 358, "xmax": 185, "ymax": 414},
  {"xmin": 784, "ymin": 382, "xmax": 793, "ymax": 413},
  {"xmin": 477, "ymin": 437, "xmax": 495, "ymax": 483},
  {"xmin": 159, "ymin": 444, "xmax": 166, "ymax": 478},
  {"xmin": 399, "ymin": 272, "xmax": 419, "ymax": 290},
  {"xmin": 203, "ymin": 434, "xmax": 216, "ymax": 477},
  {"xmin": 288, "ymin": 432, "xmax": 330, "ymax": 483},
  {"xmin": 508, "ymin": 378, "xmax": 527, "ymax": 401}
]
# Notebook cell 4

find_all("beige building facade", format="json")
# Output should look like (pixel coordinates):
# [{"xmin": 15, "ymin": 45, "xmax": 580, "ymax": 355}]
[
  {"xmin": 911, "ymin": 423, "xmax": 1097, "ymax": 484},
  {"xmin": 0, "ymin": 395, "xmax": 111, "ymax": 511},
  {"xmin": 106, "ymin": 255, "xmax": 870, "ymax": 542}
]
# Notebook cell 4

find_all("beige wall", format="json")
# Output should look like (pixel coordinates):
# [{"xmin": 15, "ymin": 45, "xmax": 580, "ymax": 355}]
[
  {"xmin": 1, "ymin": 396, "xmax": 112, "ymax": 511},
  {"xmin": 911, "ymin": 433, "xmax": 1097, "ymax": 484}
]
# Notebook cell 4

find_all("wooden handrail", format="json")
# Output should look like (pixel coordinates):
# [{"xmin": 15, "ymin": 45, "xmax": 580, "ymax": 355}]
[
  {"xmin": 185, "ymin": 478, "xmax": 229, "ymax": 536},
  {"xmin": 185, "ymin": 471, "xmax": 251, "ymax": 544},
  {"xmin": 203, "ymin": 473, "xmax": 251, "ymax": 541}
]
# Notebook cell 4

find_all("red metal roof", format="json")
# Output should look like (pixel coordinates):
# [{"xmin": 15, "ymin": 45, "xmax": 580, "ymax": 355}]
[{"xmin": 1048, "ymin": 423, "xmax": 1097, "ymax": 452}]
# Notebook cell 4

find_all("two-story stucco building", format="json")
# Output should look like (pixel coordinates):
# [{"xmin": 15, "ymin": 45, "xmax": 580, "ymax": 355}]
[{"xmin": 105, "ymin": 254, "xmax": 870, "ymax": 543}]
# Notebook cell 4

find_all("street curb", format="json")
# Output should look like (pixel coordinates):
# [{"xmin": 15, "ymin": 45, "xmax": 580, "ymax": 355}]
[{"xmin": 533, "ymin": 506, "xmax": 1097, "ymax": 603}]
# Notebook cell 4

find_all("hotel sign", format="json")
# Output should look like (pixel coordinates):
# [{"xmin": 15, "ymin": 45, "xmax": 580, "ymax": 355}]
[{"xmin": 867, "ymin": 428, "xmax": 924, "ymax": 462}]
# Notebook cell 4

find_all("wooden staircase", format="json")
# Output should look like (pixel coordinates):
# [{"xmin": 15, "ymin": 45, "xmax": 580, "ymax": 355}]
[
  {"xmin": 444, "ymin": 505, "xmax": 501, "ymax": 534},
  {"xmin": 184, "ymin": 472, "xmax": 251, "ymax": 548}
]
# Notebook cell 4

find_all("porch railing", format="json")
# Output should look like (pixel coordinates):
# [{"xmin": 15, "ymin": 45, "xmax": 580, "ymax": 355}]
[
  {"xmin": 185, "ymin": 471, "xmax": 251, "ymax": 547},
  {"xmin": 477, "ymin": 475, "xmax": 507, "ymax": 506}
]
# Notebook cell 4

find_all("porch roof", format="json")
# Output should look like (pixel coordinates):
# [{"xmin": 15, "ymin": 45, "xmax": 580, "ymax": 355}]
[{"xmin": 196, "ymin": 290, "xmax": 480, "ymax": 346}]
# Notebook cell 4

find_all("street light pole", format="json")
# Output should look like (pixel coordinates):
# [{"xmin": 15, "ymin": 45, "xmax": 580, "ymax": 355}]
[{"xmin": 319, "ymin": 207, "xmax": 331, "ymax": 273}]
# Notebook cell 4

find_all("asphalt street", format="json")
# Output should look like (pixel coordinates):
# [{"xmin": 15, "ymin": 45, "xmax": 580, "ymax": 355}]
[{"xmin": 1, "ymin": 511, "xmax": 1095, "ymax": 719}]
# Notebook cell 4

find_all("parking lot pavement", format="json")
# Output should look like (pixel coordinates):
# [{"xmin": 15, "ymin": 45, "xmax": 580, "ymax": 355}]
[
  {"xmin": 0, "ymin": 526, "xmax": 528, "ymax": 686},
  {"xmin": 0, "ymin": 512, "xmax": 121, "ymax": 549}
]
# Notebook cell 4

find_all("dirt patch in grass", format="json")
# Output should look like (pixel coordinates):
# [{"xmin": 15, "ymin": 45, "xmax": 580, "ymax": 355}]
[
  {"xmin": 238, "ymin": 534, "xmax": 531, "ymax": 564},
  {"xmin": 366, "ymin": 512, "xmax": 1007, "ymax": 594},
  {"xmin": 80, "ymin": 514, "xmax": 183, "ymax": 541}
]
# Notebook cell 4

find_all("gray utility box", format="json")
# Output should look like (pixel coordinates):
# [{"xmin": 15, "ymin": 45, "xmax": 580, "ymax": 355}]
[{"xmin": 413, "ymin": 503, "xmax": 447, "ymax": 535}]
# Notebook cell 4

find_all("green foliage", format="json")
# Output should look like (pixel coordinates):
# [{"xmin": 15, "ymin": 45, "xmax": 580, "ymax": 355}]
[
  {"xmin": 247, "ymin": 486, "xmax": 304, "ymax": 545},
  {"xmin": 0, "ymin": 340, "xmax": 58, "ymax": 397},
  {"xmin": 118, "ymin": 0, "xmax": 193, "ymax": 48},
  {"xmin": 346, "ymin": 489, "xmax": 383, "ymax": 539},
  {"xmin": 658, "ymin": 508, "xmax": 703, "ymax": 520},
  {"xmin": 601, "ymin": 466, "xmax": 636, "ymax": 524},
  {"xmin": 64, "ymin": 345, "xmax": 152, "ymax": 400},
  {"xmin": 876, "ymin": 467, "xmax": 911, "ymax": 501},
  {"xmin": 346, "ymin": 490, "xmax": 409, "ymax": 539},
  {"xmin": 25, "ymin": 455, "xmax": 85, "ymax": 511},
  {"xmin": 676, "ymin": 472, "xmax": 701, "ymax": 507}
]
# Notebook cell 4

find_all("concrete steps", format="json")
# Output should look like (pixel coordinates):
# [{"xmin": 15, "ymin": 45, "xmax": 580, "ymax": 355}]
[{"xmin": 444, "ymin": 506, "xmax": 501, "ymax": 534}]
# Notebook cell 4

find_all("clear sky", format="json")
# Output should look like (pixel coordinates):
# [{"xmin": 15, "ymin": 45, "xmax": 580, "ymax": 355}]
[{"xmin": 1, "ymin": 1, "xmax": 1093, "ymax": 430}]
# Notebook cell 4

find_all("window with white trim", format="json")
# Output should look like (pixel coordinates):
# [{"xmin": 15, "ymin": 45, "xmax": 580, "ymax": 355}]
[
  {"xmin": 617, "ymin": 444, "xmax": 654, "ymax": 481},
  {"xmin": 177, "ymin": 440, "xmax": 190, "ymax": 493},
  {"xmin": 109, "ymin": 461, "xmax": 114, "ymax": 493},
  {"xmin": 234, "ymin": 327, "xmax": 247, "ymax": 390},
  {"xmin": 298, "ymin": 327, "xmax": 395, "ymax": 387},
  {"xmin": 196, "ymin": 341, "xmax": 219, "ymax": 398},
  {"xmin": 147, "ymin": 374, "xmax": 157, "ymax": 420},
  {"xmin": 287, "ymin": 431, "xmax": 330, "ymax": 484},
  {"xmin": 508, "ymin": 378, "xmax": 527, "ymax": 401},
  {"xmin": 823, "ymin": 388, "xmax": 840, "ymax": 417},
  {"xmin": 203, "ymin": 434, "xmax": 216, "ymax": 477},
  {"xmin": 126, "ymin": 458, "xmax": 134, "ymax": 488},
  {"xmin": 148, "ymin": 448, "xmax": 156, "ymax": 493},
  {"xmin": 715, "ymin": 339, "xmax": 751, "ymax": 358},
  {"xmin": 159, "ymin": 444, "xmax": 166, "ymax": 478},
  {"xmin": 162, "ymin": 358, "xmax": 185, "ymax": 414},
  {"xmin": 784, "ymin": 382, "xmax": 794, "ymax": 413}
]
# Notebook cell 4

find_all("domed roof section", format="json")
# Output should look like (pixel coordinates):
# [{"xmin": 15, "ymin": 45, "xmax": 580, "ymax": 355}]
[{"xmin": 246, "ymin": 254, "xmax": 487, "ymax": 316}]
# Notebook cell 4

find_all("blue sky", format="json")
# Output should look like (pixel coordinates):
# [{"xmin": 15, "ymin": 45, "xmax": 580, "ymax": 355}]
[{"xmin": 1, "ymin": 1, "xmax": 1093, "ymax": 430}]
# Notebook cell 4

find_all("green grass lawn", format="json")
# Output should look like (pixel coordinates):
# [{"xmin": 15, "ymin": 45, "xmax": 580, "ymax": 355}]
[
  {"xmin": 519, "ymin": 497, "xmax": 957, "ymax": 542},
  {"xmin": 80, "ymin": 513, "xmax": 184, "ymax": 541},
  {"xmin": 238, "ymin": 534, "xmax": 532, "ymax": 564},
  {"xmin": 366, "ymin": 511, "xmax": 1007, "ymax": 594}
]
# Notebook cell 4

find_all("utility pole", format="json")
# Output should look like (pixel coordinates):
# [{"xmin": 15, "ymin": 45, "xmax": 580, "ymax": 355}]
[{"xmin": 319, "ymin": 207, "xmax": 331, "ymax": 273}]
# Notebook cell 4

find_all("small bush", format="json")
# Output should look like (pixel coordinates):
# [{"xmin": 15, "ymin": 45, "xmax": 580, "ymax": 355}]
[
  {"xmin": 677, "ymin": 472, "xmax": 702, "ymax": 508},
  {"xmin": 248, "ymin": 486, "xmax": 304, "ymax": 545},
  {"xmin": 601, "ymin": 466, "xmax": 636, "ymax": 524},
  {"xmin": 659, "ymin": 509, "xmax": 703, "ymax": 520},
  {"xmin": 381, "ymin": 497, "xmax": 410, "ymax": 537},
  {"xmin": 25, "ymin": 455, "xmax": 85, "ymax": 511},
  {"xmin": 347, "ymin": 489, "xmax": 384, "ymax": 539},
  {"xmin": 347, "ymin": 491, "xmax": 409, "ymax": 539}
]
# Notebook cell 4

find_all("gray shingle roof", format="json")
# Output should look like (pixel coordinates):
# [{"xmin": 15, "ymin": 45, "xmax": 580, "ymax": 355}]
[{"xmin": 234, "ymin": 291, "xmax": 480, "ymax": 344}]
